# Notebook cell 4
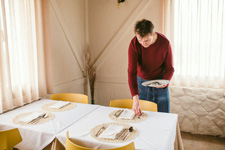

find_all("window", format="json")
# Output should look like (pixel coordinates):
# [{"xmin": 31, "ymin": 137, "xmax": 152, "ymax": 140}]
[
  {"xmin": 0, "ymin": 0, "xmax": 51, "ymax": 113},
  {"xmin": 171, "ymin": 0, "xmax": 225, "ymax": 88}
]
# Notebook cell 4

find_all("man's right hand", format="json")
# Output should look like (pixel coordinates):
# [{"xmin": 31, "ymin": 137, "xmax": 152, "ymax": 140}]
[{"xmin": 132, "ymin": 95, "xmax": 142, "ymax": 116}]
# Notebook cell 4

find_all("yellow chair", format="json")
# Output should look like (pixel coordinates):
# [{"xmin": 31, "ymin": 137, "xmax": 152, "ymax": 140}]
[
  {"xmin": 104, "ymin": 142, "xmax": 135, "ymax": 150},
  {"xmin": 66, "ymin": 131, "xmax": 91, "ymax": 150},
  {"xmin": 50, "ymin": 93, "xmax": 88, "ymax": 104},
  {"xmin": 66, "ymin": 131, "xmax": 135, "ymax": 150},
  {"xmin": 110, "ymin": 99, "xmax": 158, "ymax": 112},
  {"xmin": 0, "ymin": 128, "xmax": 22, "ymax": 150}
]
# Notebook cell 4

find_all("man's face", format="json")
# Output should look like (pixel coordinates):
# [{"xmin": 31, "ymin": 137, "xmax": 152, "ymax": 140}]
[{"xmin": 136, "ymin": 33, "xmax": 153, "ymax": 48}]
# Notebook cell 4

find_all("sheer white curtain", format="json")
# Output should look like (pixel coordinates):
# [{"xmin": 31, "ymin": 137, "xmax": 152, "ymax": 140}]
[
  {"xmin": 163, "ymin": 0, "xmax": 225, "ymax": 89},
  {"xmin": 0, "ymin": 0, "xmax": 52, "ymax": 113}
]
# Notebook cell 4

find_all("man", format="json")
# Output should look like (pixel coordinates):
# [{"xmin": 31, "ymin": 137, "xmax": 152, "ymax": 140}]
[{"xmin": 128, "ymin": 19, "xmax": 174, "ymax": 115}]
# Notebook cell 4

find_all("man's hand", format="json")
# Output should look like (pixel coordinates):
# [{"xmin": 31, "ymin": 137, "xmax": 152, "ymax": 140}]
[
  {"xmin": 156, "ymin": 84, "xmax": 168, "ymax": 88},
  {"xmin": 132, "ymin": 95, "xmax": 142, "ymax": 116}
]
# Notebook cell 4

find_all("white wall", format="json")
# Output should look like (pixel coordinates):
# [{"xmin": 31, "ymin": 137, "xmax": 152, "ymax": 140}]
[
  {"xmin": 89, "ymin": 0, "xmax": 163, "ymax": 106},
  {"xmin": 49, "ymin": 0, "xmax": 86, "ymax": 94}
]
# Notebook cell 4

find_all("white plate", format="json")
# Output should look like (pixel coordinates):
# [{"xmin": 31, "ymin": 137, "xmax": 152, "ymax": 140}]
[{"xmin": 142, "ymin": 79, "xmax": 170, "ymax": 87}]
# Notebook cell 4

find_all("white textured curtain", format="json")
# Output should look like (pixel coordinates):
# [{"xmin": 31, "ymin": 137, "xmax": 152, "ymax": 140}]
[
  {"xmin": 0, "ymin": 0, "xmax": 52, "ymax": 113},
  {"xmin": 163, "ymin": 0, "xmax": 225, "ymax": 89}
]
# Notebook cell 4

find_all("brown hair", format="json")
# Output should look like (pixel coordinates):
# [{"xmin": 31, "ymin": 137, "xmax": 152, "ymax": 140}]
[{"xmin": 134, "ymin": 19, "xmax": 154, "ymax": 37}]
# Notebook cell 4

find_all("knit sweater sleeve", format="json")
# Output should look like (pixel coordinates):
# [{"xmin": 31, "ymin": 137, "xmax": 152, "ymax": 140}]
[
  {"xmin": 128, "ymin": 39, "xmax": 139, "ymax": 97},
  {"xmin": 163, "ymin": 42, "xmax": 174, "ymax": 80}
]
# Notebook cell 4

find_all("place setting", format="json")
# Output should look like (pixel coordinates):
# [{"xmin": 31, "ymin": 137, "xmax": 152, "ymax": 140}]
[
  {"xmin": 108, "ymin": 109, "xmax": 148, "ymax": 123},
  {"xmin": 41, "ymin": 101, "xmax": 76, "ymax": 112},
  {"xmin": 90, "ymin": 122, "xmax": 138, "ymax": 143},
  {"xmin": 13, "ymin": 111, "xmax": 54, "ymax": 125}
]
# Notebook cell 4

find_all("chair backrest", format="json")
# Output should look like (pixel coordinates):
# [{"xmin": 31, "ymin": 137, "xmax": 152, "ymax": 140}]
[
  {"xmin": 0, "ymin": 128, "xmax": 22, "ymax": 150},
  {"xmin": 103, "ymin": 142, "xmax": 135, "ymax": 150},
  {"xmin": 50, "ymin": 93, "xmax": 88, "ymax": 104},
  {"xmin": 110, "ymin": 99, "xmax": 158, "ymax": 112},
  {"xmin": 66, "ymin": 131, "xmax": 135, "ymax": 150},
  {"xmin": 66, "ymin": 131, "xmax": 92, "ymax": 150}
]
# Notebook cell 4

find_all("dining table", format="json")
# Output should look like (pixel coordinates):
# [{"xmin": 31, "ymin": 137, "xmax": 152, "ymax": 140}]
[
  {"xmin": 0, "ymin": 99, "xmax": 100, "ymax": 150},
  {"xmin": 0, "ymin": 99, "xmax": 183, "ymax": 150},
  {"xmin": 56, "ymin": 106, "xmax": 183, "ymax": 150}
]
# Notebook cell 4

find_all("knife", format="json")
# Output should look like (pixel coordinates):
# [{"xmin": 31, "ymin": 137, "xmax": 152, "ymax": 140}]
[{"xmin": 116, "ymin": 128, "xmax": 127, "ymax": 140}]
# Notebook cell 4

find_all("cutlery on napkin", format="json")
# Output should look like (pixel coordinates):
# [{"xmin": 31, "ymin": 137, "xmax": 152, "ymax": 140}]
[
  {"xmin": 115, "ymin": 110, "xmax": 124, "ymax": 118},
  {"xmin": 49, "ymin": 101, "xmax": 70, "ymax": 109},
  {"xmin": 118, "ymin": 109, "xmax": 135, "ymax": 120},
  {"xmin": 95, "ymin": 124, "xmax": 106, "ymax": 137},
  {"xmin": 31, "ymin": 113, "xmax": 48, "ymax": 124},
  {"xmin": 98, "ymin": 125, "xmax": 124, "ymax": 139},
  {"xmin": 122, "ymin": 126, "xmax": 134, "ymax": 140},
  {"xmin": 19, "ymin": 112, "xmax": 46, "ymax": 123}
]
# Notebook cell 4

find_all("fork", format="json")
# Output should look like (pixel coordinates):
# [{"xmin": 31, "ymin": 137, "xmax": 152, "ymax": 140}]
[
  {"xmin": 95, "ymin": 124, "xmax": 106, "ymax": 137},
  {"xmin": 31, "ymin": 113, "xmax": 47, "ymax": 124},
  {"xmin": 114, "ymin": 110, "xmax": 122, "ymax": 117},
  {"xmin": 116, "ymin": 110, "xmax": 124, "ymax": 118}
]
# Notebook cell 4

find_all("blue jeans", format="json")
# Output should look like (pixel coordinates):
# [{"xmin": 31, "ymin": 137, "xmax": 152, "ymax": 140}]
[{"xmin": 137, "ymin": 76, "xmax": 170, "ymax": 113}]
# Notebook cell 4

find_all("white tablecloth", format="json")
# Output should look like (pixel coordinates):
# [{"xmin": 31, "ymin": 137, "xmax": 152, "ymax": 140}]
[
  {"xmin": 0, "ymin": 99, "xmax": 100, "ymax": 150},
  {"xmin": 56, "ymin": 106, "xmax": 178, "ymax": 150}
]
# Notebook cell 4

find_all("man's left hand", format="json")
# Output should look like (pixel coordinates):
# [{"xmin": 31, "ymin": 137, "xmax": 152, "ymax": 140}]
[{"xmin": 156, "ymin": 84, "xmax": 168, "ymax": 88}]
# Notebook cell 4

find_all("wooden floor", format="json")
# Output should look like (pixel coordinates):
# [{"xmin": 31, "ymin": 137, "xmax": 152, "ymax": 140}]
[{"xmin": 181, "ymin": 132, "xmax": 225, "ymax": 150}]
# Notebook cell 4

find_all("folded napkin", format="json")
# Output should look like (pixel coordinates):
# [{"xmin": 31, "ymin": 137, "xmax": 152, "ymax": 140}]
[
  {"xmin": 49, "ymin": 101, "xmax": 70, "ymax": 109},
  {"xmin": 118, "ymin": 109, "xmax": 135, "ymax": 120},
  {"xmin": 19, "ymin": 112, "xmax": 45, "ymax": 123},
  {"xmin": 98, "ymin": 125, "xmax": 124, "ymax": 139}
]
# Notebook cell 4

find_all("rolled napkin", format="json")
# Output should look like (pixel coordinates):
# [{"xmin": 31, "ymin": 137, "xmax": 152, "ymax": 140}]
[
  {"xmin": 49, "ymin": 101, "xmax": 70, "ymax": 109},
  {"xmin": 118, "ymin": 109, "xmax": 135, "ymax": 120},
  {"xmin": 19, "ymin": 112, "xmax": 45, "ymax": 123},
  {"xmin": 98, "ymin": 125, "xmax": 124, "ymax": 139}
]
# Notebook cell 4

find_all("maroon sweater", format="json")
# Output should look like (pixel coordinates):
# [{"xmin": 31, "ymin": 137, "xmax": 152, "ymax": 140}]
[{"xmin": 128, "ymin": 32, "xmax": 174, "ymax": 97}]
